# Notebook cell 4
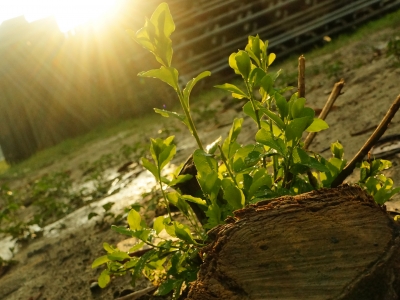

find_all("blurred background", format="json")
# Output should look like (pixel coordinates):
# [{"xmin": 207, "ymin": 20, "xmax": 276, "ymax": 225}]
[{"xmin": 1, "ymin": 0, "xmax": 399, "ymax": 163}]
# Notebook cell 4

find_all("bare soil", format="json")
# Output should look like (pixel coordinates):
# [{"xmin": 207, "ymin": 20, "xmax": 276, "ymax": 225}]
[{"xmin": 1, "ymin": 24, "xmax": 400, "ymax": 300}]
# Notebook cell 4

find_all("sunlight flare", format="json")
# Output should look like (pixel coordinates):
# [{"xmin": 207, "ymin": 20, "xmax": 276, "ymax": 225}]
[{"xmin": 0, "ymin": 0, "xmax": 120, "ymax": 32}]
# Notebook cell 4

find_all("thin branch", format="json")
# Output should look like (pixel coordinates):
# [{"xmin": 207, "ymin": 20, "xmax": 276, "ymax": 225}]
[
  {"xmin": 304, "ymin": 79, "xmax": 345, "ymax": 150},
  {"xmin": 298, "ymin": 55, "xmax": 305, "ymax": 98},
  {"xmin": 331, "ymin": 94, "xmax": 400, "ymax": 188},
  {"xmin": 115, "ymin": 286, "xmax": 158, "ymax": 300}
]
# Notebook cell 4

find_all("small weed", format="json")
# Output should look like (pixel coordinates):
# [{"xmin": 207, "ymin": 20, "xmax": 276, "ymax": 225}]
[
  {"xmin": 323, "ymin": 60, "xmax": 344, "ymax": 79},
  {"xmin": 387, "ymin": 36, "xmax": 400, "ymax": 66}
]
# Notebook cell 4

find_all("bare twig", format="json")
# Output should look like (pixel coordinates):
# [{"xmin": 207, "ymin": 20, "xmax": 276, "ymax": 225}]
[
  {"xmin": 115, "ymin": 286, "xmax": 158, "ymax": 300},
  {"xmin": 298, "ymin": 55, "xmax": 305, "ymax": 98},
  {"xmin": 304, "ymin": 79, "xmax": 345, "ymax": 150},
  {"xmin": 331, "ymin": 94, "xmax": 400, "ymax": 188}
]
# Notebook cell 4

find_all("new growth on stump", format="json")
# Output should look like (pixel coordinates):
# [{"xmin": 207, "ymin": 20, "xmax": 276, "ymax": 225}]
[{"xmin": 92, "ymin": 3, "xmax": 400, "ymax": 299}]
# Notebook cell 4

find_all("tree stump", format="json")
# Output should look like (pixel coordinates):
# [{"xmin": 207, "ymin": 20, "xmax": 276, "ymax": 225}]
[{"xmin": 186, "ymin": 185, "xmax": 400, "ymax": 300}]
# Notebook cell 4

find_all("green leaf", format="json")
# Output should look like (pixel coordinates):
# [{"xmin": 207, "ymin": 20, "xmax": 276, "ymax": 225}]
[
  {"xmin": 108, "ymin": 251, "xmax": 131, "ymax": 261},
  {"xmin": 245, "ymin": 35, "xmax": 261, "ymax": 66},
  {"xmin": 174, "ymin": 222, "xmax": 196, "ymax": 244},
  {"xmin": 112, "ymin": 225, "xmax": 133, "ymax": 237},
  {"xmin": 98, "ymin": 270, "xmax": 110, "ymax": 288},
  {"xmin": 127, "ymin": 209, "xmax": 142, "ymax": 231},
  {"xmin": 259, "ymin": 74, "xmax": 274, "ymax": 95},
  {"xmin": 228, "ymin": 52, "xmax": 240, "ymax": 74},
  {"xmin": 92, "ymin": 255, "xmax": 110, "ymax": 268},
  {"xmin": 214, "ymin": 83, "xmax": 249, "ymax": 99},
  {"xmin": 205, "ymin": 203, "xmax": 222, "ymax": 229},
  {"xmin": 285, "ymin": 117, "xmax": 312, "ymax": 142},
  {"xmin": 243, "ymin": 101, "xmax": 258, "ymax": 124},
  {"xmin": 154, "ymin": 108, "xmax": 186, "ymax": 122},
  {"xmin": 128, "ymin": 242, "xmax": 145, "ymax": 253},
  {"xmin": 139, "ymin": 67, "xmax": 179, "ymax": 91},
  {"xmin": 258, "ymin": 106, "xmax": 286, "ymax": 130},
  {"xmin": 193, "ymin": 149, "xmax": 218, "ymax": 177},
  {"xmin": 268, "ymin": 53, "xmax": 276, "ymax": 66},
  {"xmin": 221, "ymin": 179, "xmax": 245, "ymax": 210},
  {"xmin": 222, "ymin": 118, "xmax": 243, "ymax": 159},
  {"xmin": 157, "ymin": 278, "xmax": 175, "ymax": 296},
  {"xmin": 159, "ymin": 143, "xmax": 176, "ymax": 170},
  {"xmin": 232, "ymin": 144, "xmax": 264, "ymax": 172},
  {"xmin": 235, "ymin": 50, "xmax": 252, "ymax": 79},
  {"xmin": 180, "ymin": 195, "xmax": 207, "ymax": 207},
  {"xmin": 331, "ymin": 141, "xmax": 344, "ymax": 159},
  {"xmin": 183, "ymin": 71, "xmax": 211, "ymax": 108},
  {"xmin": 290, "ymin": 97, "xmax": 306, "ymax": 119},
  {"xmin": 103, "ymin": 242, "xmax": 115, "ymax": 253},
  {"xmin": 255, "ymin": 128, "xmax": 287, "ymax": 156},
  {"xmin": 274, "ymin": 93, "xmax": 289, "ymax": 119},
  {"xmin": 141, "ymin": 157, "xmax": 159, "ymax": 180},
  {"xmin": 167, "ymin": 192, "xmax": 190, "ymax": 216},
  {"xmin": 249, "ymin": 68, "xmax": 266, "ymax": 87},
  {"xmin": 247, "ymin": 169, "xmax": 273, "ymax": 199},
  {"xmin": 292, "ymin": 148, "xmax": 330, "ymax": 172},
  {"xmin": 133, "ymin": 249, "xmax": 156, "ymax": 279},
  {"xmin": 168, "ymin": 174, "xmax": 193, "ymax": 187},
  {"xmin": 150, "ymin": 3, "xmax": 175, "ymax": 39},
  {"xmin": 306, "ymin": 118, "xmax": 329, "ymax": 132},
  {"xmin": 206, "ymin": 136, "xmax": 222, "ymax": 154},
  {"xmin": 153, "ymin": 216, "xmax": 166, "ymax": 234}
]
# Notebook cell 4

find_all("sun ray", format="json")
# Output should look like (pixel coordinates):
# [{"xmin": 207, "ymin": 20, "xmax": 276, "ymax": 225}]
[{"xmin": 0, "ymin": 0, "xmax": 120, "ymax": 32}]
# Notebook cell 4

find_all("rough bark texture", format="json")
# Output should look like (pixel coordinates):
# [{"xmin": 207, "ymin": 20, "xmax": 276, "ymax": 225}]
[{"xmin": 187, "ymin": 185, "xmax": 400, "ymax": 300}]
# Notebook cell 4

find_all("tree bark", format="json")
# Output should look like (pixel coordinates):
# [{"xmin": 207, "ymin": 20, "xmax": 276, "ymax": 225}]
[{"xmin": 187, "ymin": 185, "xmax": 400, "ymax": 300}]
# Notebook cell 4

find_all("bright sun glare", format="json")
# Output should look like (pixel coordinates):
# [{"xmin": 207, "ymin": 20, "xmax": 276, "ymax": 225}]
[{"xmin": 0, "ymin": 0, "xmax": 119, "ymax": 32}]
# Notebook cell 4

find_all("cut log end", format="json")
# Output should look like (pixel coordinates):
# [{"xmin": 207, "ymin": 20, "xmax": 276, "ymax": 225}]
[{"xmin": 187, "ymin": 185, "xmax": 400, "ymax": 300}]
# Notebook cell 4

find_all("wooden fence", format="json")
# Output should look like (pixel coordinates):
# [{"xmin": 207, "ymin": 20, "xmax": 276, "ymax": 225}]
[{"xmin": 0, "ymin": 0, "xmax": 399, "ymax": 162}]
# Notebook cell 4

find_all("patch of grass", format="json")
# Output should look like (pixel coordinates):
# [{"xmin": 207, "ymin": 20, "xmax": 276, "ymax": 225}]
[{"xmin": 272, "ymin": 8, "xmax": 400, "ymax": 71}]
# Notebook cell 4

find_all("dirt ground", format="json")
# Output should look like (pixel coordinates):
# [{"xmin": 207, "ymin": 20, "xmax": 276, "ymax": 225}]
[{"xmin": 1, "ymin": 23, "xmax": 400, "ymax": 300}]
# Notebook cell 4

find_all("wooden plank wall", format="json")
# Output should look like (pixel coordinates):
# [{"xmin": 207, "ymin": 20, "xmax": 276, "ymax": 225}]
[{"xmin": 0, "ymin": 0, "xmax": 399, "ymax": 162}]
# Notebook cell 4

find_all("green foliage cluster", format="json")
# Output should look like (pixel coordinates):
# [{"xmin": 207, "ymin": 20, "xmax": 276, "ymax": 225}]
[{"xmin": 93, "ymin": 3, "xmax": 399, "ymax": 298}]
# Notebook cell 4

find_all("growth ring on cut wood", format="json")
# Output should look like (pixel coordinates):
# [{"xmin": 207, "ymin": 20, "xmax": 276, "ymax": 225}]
[{"xmin": 187, "ymin": 185, "xmax": 400, "ymax": 300}]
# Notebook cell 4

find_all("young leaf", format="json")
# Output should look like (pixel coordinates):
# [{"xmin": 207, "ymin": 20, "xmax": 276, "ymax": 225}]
[
  {"xmin": 174, "ymin": 222, "xmax": 196, "ymax": 244},
  {"xmin": 98, "ymin": 270, "xmax": 110, "ymax": 288},
  {"xmin": 214, "ymin": 83, "xmax": 249, "ymax": 99},
  {"xmin": 141, "ymin": 157, "xmax": 159, "ymax": 180},
  {"xmin": 258, "ymin": 106, "xmax": 286, "ymax": 130},
  {"xmin": 154, "ymin": 108, "xmax": 186, "ymax": 122},
  {"xmin": 306, "ymin": 118, "xmax": 329, "ymax": 132},
  {"xmin": 139, "ymin": 67, "xmax": 179, "ymax": 91},
  {"xmin": 274, "ymin": 93, "xmax": 289, "ymax": 120},
  {"xmin": 221, "ymin": 178, "xmax": 245, "ymax": 210},
  {"xmin": 268, "ymin": 53, "xmax": 276, "ymax": 66},
  {"xmin": 157, "ymin": 278, "xmax": 176, "ymax": 296},
  {"xmin": 133, "ymin": 249, "xmax": 156, "ymax": 280},
  {"xmin": 206, "ymin": 136, "xmax": 222, "ymax": 154},
  {"xmin": 183, "ymin": 71, "xmax": 211, "ymax": 108},
  {"xmin": 180, "ymin": 195, "xmax": 207, "ymax": 207},
  {"xmin": 331, "ymin": 141, "xmax": 344, "ymax": 159},
  {"xmin": 285, "ymin": 117, "xmax": 312, "ymax": 142},
  {"xmin": 255, "ymin": 128, "xmax": 286, "ymax": 156},
  {"xmin": 205, "ymin": 203, "xmax": 222, "ymax": 229},
  {"xmin": 103, "ymin": 242, "xmax": 115, "ymax": 253},
  {"xmin": 153, "ymin": 216, "xmax": 166, "ymax": 234},
  {"xmin": 92, "ymin": 255, "xmax": 110, "ymax": 268},
  {"xmin": 108, "ymin": 251, "xmax": 131, "ymax": 261},
  {"xmin": 127, "ymin": 209, "xmax": 142, "ymax": 231},
  {"xmin": 222, "ymin": 118, "xmax": 243, "ymax": 159},
  {"xmin": 232, "ymin": 144, "xmax": 263, "ymax": 172},
  {"xmin": 235, "ymin": 51, "xmax": 252, "ymax": 79}
]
